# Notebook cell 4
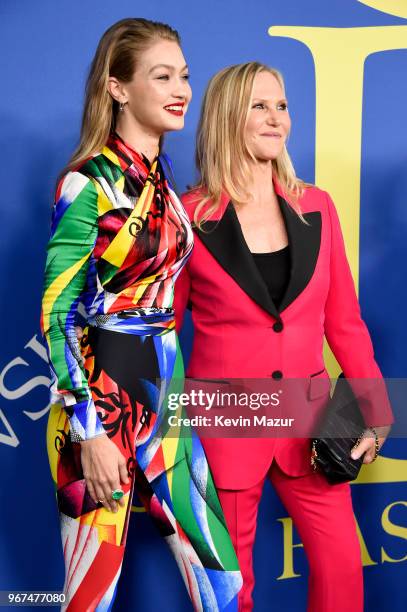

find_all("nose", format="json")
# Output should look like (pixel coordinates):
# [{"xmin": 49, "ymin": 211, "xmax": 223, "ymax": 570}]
[
  {"xmin": 172, "ymin": 77, "xmax": 191, "ymax": 100},
  {"xmin": 266, "ymin": 108, "xmax": 280, "ymax": 126}
]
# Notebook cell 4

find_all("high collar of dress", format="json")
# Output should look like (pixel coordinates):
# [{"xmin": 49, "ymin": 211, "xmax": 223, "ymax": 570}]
[{"xmin": 105, "ymin": 131, "xmax": 156, "ymax": 176}]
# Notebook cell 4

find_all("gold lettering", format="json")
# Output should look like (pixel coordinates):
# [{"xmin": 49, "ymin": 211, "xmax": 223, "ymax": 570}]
[
  {"xmin": 357, "ymin": 1, "xmax": 407, "ymax": 19},
  {"xmin": 276, "ymin": 517, "xmax": 303, "ymax": 579},
  {"xmin": 268, "ymin": 24, "xmax": 407, "ymax": 485},
  {"xmin": 268, "ymin": 26, "xmax": 407, "ymax": 291},
  {"xmin": 355, "ymin": 516, "xmax": 377, "ymax": 566},
  {"xmin": 381, "ymin": 501, "xmax": 407, "ymax": 563}
]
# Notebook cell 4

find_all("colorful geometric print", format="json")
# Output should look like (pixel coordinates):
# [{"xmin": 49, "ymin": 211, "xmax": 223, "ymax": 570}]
[
  {"xmin": 42, "ymin": 134, "xmax": 242, "ymax": 610},
  {"xmin": 41, "ymin": 132, "xmax": 193, "ymax": 441},
  {"xmin": 46, "ymin": 319, "xmax": 242, "ymax": 611}
]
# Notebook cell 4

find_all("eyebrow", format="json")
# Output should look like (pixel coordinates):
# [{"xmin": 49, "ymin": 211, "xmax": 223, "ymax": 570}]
[{"xmin": 148, "ymin": 64, "xmax": 189, "ymax": 73}]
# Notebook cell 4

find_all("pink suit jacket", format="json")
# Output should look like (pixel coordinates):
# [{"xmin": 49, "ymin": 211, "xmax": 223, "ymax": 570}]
[{"xmin": 174, "ymin": 178, "xmax": 394, "ymax": 489}]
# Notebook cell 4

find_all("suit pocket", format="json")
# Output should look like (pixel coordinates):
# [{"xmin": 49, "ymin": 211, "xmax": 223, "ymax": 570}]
[{"xmin": 308, "ymin": 369, "xmax": 331, "ymax": 400}]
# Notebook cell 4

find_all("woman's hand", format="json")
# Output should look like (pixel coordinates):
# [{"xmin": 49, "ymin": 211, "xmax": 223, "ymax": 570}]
[
  {"xmin": 76, "ymin": 326, "xmax": 129, "ymax": 511},
  {"xmin": 350, "ymin": 425, "xmax": 391, "ymax": 464},
  {"xmin": 80, "ymin": 434, "xmax": 130, "ymax": 512}
]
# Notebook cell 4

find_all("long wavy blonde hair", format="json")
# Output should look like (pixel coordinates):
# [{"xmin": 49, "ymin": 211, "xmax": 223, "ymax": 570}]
[
  {"xmin": 193, "ymin": 62, "xmax": 306, "ymax": 228},
  {"xmin": 66, "ymin": 18, "xmax": 180, "ymax": 172}
]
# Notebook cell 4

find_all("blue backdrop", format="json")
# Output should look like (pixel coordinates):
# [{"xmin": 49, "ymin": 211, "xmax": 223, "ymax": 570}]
[{"xmin": 1, "ymin": 1, "xmax": 406, "ymax": 610}]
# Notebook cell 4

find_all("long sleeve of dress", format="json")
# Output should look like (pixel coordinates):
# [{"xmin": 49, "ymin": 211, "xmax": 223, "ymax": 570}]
[{"xmin": 41, "ymin": 171, "xmax": 105, "ymax": 441}]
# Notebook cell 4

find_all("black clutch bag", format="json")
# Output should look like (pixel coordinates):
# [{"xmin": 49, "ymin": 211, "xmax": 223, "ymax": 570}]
[{"xmin": 311, "ymin": 373, "xmax": 366, "ymax": 484}]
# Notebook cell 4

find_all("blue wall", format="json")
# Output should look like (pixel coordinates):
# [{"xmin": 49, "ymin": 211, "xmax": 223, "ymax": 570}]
[{"xmin": 0, "ymin": 1, "xmax": 406, "ymax": 610}]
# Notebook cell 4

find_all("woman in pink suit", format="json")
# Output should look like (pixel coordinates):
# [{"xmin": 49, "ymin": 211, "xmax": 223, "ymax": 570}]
[{"xmin": 174, "ymin": 62, "xmax": 394, "ymax": 611}]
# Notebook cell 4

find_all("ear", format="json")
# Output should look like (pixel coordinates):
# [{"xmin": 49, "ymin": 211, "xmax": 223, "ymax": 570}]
[{"xmin": 107, "ymin": 76, "xmax": 127, "ymax": 104}]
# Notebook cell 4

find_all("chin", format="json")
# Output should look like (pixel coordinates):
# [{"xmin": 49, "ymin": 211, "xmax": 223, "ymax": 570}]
[
  {"xmin": 257, "ymin": 146, "xmax": 284, "ymax": 161},
  {"xmin": 253, "ymin": 152, "xmax": 280, "ymax": 163},
  {"xmin": 167, "ymin": 119, "xmax": 185, "ymax": 132},
  {"xmin": 159, "ymin": 114, "xmax": 185, "ymax": 133}
]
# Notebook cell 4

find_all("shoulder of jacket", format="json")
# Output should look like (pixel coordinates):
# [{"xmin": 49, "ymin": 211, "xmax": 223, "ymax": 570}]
[
  {"xmin": 297, "ymin": 184, "xmax": 332, "ymax": 212},
  {"xmin": 181, "ymin": 188, "xmax": 206, "ymax": 214},
  {"xmin": 56, "ymin": 166, "xmax": 98, "ymax": 204},
  {"xmin": 73, "ymin": 151, "xmax": 108, "ymax": 177}
]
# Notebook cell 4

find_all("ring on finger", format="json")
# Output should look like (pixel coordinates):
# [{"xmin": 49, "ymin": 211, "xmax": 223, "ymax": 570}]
[{"xmin": 111, "ymin": 488, "xmax": 124, "ymax": 501}]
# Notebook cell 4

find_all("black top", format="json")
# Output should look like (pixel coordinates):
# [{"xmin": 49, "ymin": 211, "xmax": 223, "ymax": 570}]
[{"xmin": 252, "ymin": 245, "xmax": 291, "ymax": 309}]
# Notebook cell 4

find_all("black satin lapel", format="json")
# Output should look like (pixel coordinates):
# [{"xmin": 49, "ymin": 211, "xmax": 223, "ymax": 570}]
[
  {"xmin": 195, "ymin": 203, "xmax": 281, "ymax": 320},
  {"xmin": 277, "ymin": 196, "xmax": 321, "ymax": 312}
]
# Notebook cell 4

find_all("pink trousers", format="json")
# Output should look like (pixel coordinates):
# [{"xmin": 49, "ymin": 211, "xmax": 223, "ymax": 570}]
[{"xmin": 217, "ymin": 459, "xmax": 363, "ymax": 612}]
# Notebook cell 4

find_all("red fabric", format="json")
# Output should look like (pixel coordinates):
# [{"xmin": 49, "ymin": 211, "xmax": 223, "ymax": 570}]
[
  {"xmin": 67, "ymin": 540, "xmax": 124, "ymax": 611},
  {"xmin": 218, "ymin": 460, "xmax": 363, "ymax": 612},
  {"xmin": 174, "ymin": 179, "xmax": 393, "ymax": 489}
]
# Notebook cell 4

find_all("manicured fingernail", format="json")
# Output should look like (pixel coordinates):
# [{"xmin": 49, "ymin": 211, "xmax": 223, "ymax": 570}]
[{"xmin": 351, "ymin": 452, "xmax": 358, "ymax": 459}]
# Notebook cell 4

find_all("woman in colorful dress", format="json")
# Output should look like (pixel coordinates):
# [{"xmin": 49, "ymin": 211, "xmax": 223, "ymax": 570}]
[{"xmin": 41, "ymin": 18, "xmax": 241, "ymax": 612}]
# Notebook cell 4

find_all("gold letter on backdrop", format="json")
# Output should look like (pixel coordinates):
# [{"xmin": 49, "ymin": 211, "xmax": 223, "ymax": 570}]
[
  {"xmin": 268, "ymin": 20, "xmax": 407, "ymax": 483},
  {"xmin": 381, "ymin": 501, "xmax": 407, "ymax": 563},
  {"xmin": 268, "ymin": 25, "xmax": 407, "ymax": 283},
  {"xmin": 276, "ymin": 517, "xmax": 303, "ymax": 579},
  {"xmin": 357, "ymin": 1, "xmax": 407, "ymax": 19}
]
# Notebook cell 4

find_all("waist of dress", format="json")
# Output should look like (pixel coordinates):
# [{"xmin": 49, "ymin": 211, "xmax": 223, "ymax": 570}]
[{"xmin": 87, "ymin": 307, "xmax": 175, "ymax": 336}]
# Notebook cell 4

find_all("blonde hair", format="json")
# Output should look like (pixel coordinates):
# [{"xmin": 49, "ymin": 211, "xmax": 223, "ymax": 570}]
[
  {"xmin": 193, "ymin": 62, "xmax": 306, "ymax": 228},
  {"xmin": 67, "ymin": 18, "xmax": 180, "ymax": 172}
]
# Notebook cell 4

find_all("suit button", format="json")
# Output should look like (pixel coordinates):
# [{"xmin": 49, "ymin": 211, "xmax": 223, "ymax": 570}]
[
  {"xmin": 272, "ymin": 321, "xmax": 283, "ymax": 332},
  {"xmin": 272, "ymin": 370, "xmax": 283, "ymax": 380}
]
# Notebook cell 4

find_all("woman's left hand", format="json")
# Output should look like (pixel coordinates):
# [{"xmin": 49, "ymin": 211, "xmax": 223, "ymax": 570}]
[{"xmin": 350, "ymin": 425, "xmax": 391, "ymax": 464}]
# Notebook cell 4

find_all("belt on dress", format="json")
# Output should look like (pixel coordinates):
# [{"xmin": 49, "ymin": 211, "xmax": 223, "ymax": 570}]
[{"xmin": 87, "ymin": 307, "xmax": 175, "ymax": 336}]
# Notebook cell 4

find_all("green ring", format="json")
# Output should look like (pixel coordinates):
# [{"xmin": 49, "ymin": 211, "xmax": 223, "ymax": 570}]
[{"xmin": 111, "ymin": 489, "xmax": 124, "ymax": 501}]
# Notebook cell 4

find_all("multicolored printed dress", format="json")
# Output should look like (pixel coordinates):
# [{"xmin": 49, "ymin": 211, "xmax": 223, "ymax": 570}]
[{"xmin": 41, "ymin": 133, "xmax": 242, "ymax": 611}]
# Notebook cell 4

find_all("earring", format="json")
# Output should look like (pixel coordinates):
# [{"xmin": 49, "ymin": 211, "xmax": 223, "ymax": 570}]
[{"xmin": 119, "ymin": 101, "xmax": 125, "ymax": 112}]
